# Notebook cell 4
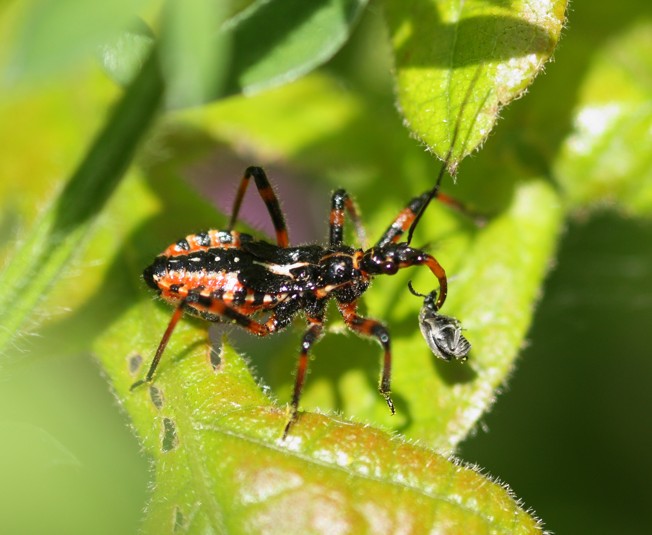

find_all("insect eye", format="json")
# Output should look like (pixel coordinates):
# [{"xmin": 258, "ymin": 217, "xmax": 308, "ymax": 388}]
[{"xmin": 383, "ymin": 261, "xmax": 398, "ymax": 275}]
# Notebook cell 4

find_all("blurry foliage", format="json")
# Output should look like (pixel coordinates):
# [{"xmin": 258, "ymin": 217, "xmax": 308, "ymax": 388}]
[{"xmin": 0, "ymin": 0, "xmax": 650, "ymax": 533}]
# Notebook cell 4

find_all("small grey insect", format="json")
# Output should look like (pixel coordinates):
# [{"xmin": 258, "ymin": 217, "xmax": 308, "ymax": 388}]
[{"xmin": 410, "ymin": 284, "xmax": 471, "ymax": 361}]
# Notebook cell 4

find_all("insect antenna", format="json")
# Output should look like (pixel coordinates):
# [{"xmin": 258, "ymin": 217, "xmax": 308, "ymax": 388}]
[{"xmin": 407, "ymin": 279, "xmax": 427, "ymax": 298}]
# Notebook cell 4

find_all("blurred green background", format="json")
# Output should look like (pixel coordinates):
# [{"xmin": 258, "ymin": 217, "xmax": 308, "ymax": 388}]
[
  {"xmin": 1, "ymin": 0, "xmax": 651, "ymax": 533},
  {"xmin": 461, "ymin": 213, "xmax": 652, "ymax": 534}
]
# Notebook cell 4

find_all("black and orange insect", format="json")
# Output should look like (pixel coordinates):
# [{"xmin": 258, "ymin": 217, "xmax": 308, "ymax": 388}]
[{"xmin": 134, "ymin": 166, "xmax": 463, "ymax": 437}]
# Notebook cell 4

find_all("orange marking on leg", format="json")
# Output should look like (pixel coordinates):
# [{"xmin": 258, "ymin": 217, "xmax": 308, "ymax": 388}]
[
  {"xmin": 330, "ymin": 209, "xmax": 344, "ymax": 227},
  {"xmin": 275, "ymin": 229, "xmax": 290, "ymax": 248},
  {"xmin": 423, "ymin": 255, "xmax": 447, "ymax": 309},
  {"xmin": 283, "ymin": 320, "xmax": 323, "ymax": 439},
  {"xmin": 259, "ymin": 186, "xmax": 276, "ymax": 202},
  {"xmin": 337, "ymin": 301, "xmax": 395, "ymax": 415}
]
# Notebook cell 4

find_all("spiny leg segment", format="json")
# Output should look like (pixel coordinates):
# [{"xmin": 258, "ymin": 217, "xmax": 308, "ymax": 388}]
[
  {"xmin": 376, "ymin": 192, "xmax": 430, "ymax": 248},
  {"xmin": 329, "ymin": 189, "xmax": 367, "ymax": 248},
  {"xmin": 132, "ymin": 293, "xmax": 301, "ymax": 390},
  {"xmin": 131, "ymin": 302, "xmax": 186, "ymax": 390},
  {"xmin": 283, "ymin": 316, "xmax": 325, "ymax": 439},
  {"xmin": 376, "ymin": 187, "xmax": 474, "ymax": 248},
  {"xmin": 337, "ymin": 301, "xmax": 395, "ymax": 415},
  {"xmin": 228, "ymin": 166, "xmax": 290, "ymax": 247}
]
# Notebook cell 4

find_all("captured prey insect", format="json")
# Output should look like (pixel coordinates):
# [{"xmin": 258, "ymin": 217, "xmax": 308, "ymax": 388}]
[
  {"xmin": 408, "ymin": 282, "xmax": 471, "ymax": 361},
  {"xmin": 134, "ymin": 166, "xmax": 463, "ymax": 438}
]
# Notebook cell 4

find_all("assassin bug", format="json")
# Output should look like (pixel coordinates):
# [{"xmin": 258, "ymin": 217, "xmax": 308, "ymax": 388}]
[{"xmin": 134, "ymin": 166, "xmax": 461, "ymax": 438}]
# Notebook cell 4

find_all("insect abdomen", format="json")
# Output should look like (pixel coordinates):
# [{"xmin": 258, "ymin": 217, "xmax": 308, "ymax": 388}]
[
  {"xmin": 144, "ymin": 231, "xmax": 277, "ymax": 317},
  {"xmin": 161, "ymin": 229, "xmax": 251, "ymax": 257}
]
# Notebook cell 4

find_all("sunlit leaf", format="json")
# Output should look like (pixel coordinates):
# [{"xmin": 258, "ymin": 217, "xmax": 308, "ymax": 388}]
[
  {"xmin": 383, "ymin": 0, "xmax": 567, "ymax": 165},
  {"xmin": 554, "ymin": 22, "xmax": 652, "ymax": 215},
  {"xmin": 398, "ymin": 179, "xmax": 563, "ymax": 448},
  {"xmin": 67, "ymin": 159, "xmax": 547, "ymax": 531},
  {"xmin": 98, "ymin": 22, "xmax": 154, "ymax": 87},
  {"xmin": 96, "ymin": 275, "xmax": 542, "ymax": 533}
]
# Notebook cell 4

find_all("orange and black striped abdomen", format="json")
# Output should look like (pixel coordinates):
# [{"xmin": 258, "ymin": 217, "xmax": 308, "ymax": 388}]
[
  {"xmin": 144, "ymin": 234, "xmax": 281, "ymax": 318},
  {"xmin": 160, "ymin": 229, "xmax": 250, "ymax": 258}
]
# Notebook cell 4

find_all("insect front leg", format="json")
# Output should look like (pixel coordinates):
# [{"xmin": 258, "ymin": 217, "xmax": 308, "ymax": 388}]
[
  {"xmin": 417, "ymin": 254, "xmax": 448, "ymax": 310},
  {"xmin": 228, "ymin": 166, "xmax": 290, "ymax": 247},
  {"xmin": 375, "ymin": 185, "xmax": 484, "ymax": 248},
  {"xmin": 406, "ymin": 184, "xmax": 487, "ymax": 245},
  {"xmin": 375, "ymin": 192, "xmax": 429, "ymax": 248},
  {"xmin": 337, "ymin": 301, "xmax": 395, "ymax": 415}
]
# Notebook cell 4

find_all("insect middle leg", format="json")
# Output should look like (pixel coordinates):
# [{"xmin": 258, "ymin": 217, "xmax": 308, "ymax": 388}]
[
  {"xmin": 228, "ymin": 166, "xmax": 290, "ymax": 247},
  {"xmin": 337, "ymin": 301, "xmax": 395, "ymax": 414},
  {"xmin": 329, "ymin": 189, "xmax": 367, "ymax": 248}
]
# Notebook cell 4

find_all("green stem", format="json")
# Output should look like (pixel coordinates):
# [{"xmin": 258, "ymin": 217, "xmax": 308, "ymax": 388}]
[{"xmin": 0, "ymin": 50, "xmax": 164, "ymax": 361}]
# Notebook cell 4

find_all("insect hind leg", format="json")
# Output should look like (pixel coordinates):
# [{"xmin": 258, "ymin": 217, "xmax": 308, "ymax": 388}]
[
  {"xmin": 229, "ymin": 166, "xmax": 290, "ymax": 247},
  {"xmin": 131, "ymin": 301, "xmax": 186, "ymax": 390},
  {"xmin": 132, "ymin": 293, "xmax": 300, "ymax": 391}
]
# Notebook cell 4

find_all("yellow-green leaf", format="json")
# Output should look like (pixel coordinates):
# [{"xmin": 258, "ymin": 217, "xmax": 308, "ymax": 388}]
[
  {"xmin": 96, "ymin": 288, "xmax": 542, "ymax": 534},
  {"xmin": 554, "ymin": 22, "xmax": 652, "ymax": 215},
  {"xmin": 383, "ymin": 0, "xmax": 567, "ymax": 164}
]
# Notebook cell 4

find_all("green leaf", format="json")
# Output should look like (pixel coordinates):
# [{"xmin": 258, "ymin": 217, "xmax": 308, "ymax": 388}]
[
  {"xmin": 73, "ymin": 155, "xmax": 547, "ymax": 530},
  {"xmin": 99, "ymin": 0, "xmax": 368, "ymax": 106},
  {"xmin": 406, "ymin": 179, "xmax": 562, "ymax": 448},
  {"xmin": 383, "ymin": 0, "xmax": 567, "ymax": 164},
  {"xmin": 4, "ymin": 0, "xmax": 150, "ymax": 83},
  {"xmin": 2, "ymin": 2, "xmax": 570, "ymax": 528},
  {"xmin": 98, "ymin": 21, "xmax": 155, "ymax": 87},
  {"xmin": 554, "ymin": 22, "xmax": 652, "ymax": 215},
  {"xmin": 0, "ymin": 51, "xmax": 163, "ymax": 361},
  {"xmin": 222, "ymin": 0, "xmax": 369, "ymax": 96},
  {"xmin": 159, "ymin": 0, "xmax": 232, "ymax": 108},
  {"xmin": 95, "ymin": 275, "xmax": 542, "ymax": 533}
]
